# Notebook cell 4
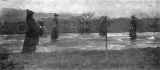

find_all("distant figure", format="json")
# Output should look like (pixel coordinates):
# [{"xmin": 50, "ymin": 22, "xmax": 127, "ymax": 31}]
[
  {"xmin": 129, "ymin": 15, "xmax": 137, "ymax": 40},
  {"xmin": 150, "ymin": 18, "xmax": 160, "ymax": 32},
  {"xmin": 51, "ymin": 13, "xmax": 59, "ymax": 41},
  {"xmin": 99, "ymin": 16, "xmax": 107, "ymax": 36},
  {"xmin": 39, "ymin": 18, "xmax": 45, "ymax": 36},
  {"xmin": 22, "ymin": 9, "xmax": 39, "ymax": 54}
]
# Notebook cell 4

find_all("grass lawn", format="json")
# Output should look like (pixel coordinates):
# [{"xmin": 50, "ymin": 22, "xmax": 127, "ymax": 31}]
[{"xmin": 1, "ymin": 47, "xmax": 160, "ymax": 70}]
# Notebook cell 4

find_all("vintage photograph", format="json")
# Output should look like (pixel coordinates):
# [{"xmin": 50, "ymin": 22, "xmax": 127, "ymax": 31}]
[{"xmin": 0, "ymin": 0, "xmax": 160, "ymax": 70}]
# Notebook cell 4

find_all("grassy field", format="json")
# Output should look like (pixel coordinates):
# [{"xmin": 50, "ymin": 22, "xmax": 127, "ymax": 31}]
[
  {"xmin": 1, "ymin": 33, "xmax": 160, "ymax": 70},
  {"xmin": 1, "ymin": 47, "xmax": 160, "ymax": 70}
]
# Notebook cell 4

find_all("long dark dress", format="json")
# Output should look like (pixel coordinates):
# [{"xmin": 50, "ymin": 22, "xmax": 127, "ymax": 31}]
[
  {"xmin": 51, "ymin": 25, "xmax": 58, "ymax": 39},
  {"xmin": 39, "ymin": 21, "xmax": 45, "ymax": 36},
  {"xmin": 129, "ymin": 18, "xmax": 137, "ymax": 40},
  {"xmin": 51, "ymin": 18, "xmax": 59, "ymax": 40},
  {"xmin": 99, "ymin": 17, "xmax": 107, "ymax": 36},
  {"xmin": 22, "ymin": 17, "xmax": 39, "ymax": 54}
]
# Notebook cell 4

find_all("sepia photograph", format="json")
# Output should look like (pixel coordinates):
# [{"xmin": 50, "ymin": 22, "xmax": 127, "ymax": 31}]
[{"xmin": 0, "ymin": 0, "xmax": 160, "ymax": 70}]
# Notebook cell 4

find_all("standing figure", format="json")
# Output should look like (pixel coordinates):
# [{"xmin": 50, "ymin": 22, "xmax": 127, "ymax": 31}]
[
  {"xmin": 99, "ymin": 16, "xmax": 107, "ymax": 36},
  {"xmin": 129, "ymin": 15, "xmax": 137, "ymax": 40},
  {"xmin": 39, "ymin": 18, "xmax": 45, "ymax": 36},
  {"xmin": 22, "ymin": 9, "xmax": 39, "ymax": 54},
  {"xmin": 51, "ymin": 13, "xmax": 59, "ymax": 40}
]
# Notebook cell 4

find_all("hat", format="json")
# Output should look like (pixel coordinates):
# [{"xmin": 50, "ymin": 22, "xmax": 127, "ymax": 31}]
[
  {"xmin": 26, "ymin": 9, "xmax": 34, "ymax": 15},
  {"xmin": 131, "ymin": 15, "xmax": 136, "ymax": 19},
  {"xmin": 54, "ymin": 13, "xmax": 58, "ymax": 16}
]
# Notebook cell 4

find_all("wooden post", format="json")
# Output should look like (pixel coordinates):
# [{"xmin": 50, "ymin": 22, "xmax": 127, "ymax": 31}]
[
  {"xmin": 106, "ymin": 30, "xmax": 108, "ymax": 59},
  {"xmin": 105, "ymin": 16, "xmax": 109, "ymax": 63},
  {"xmin": 84, "ymin": 21, "xmax": 85, "ymax": 33},
  {"xmin": 106, "ymin": 28, "xmax": 107, "ymax": 50}
]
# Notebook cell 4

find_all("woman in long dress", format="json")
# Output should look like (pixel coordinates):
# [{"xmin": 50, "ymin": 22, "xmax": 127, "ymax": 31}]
[
  {"xmin": 22, "ymin": 9, "xmax": 39, "ymax": 54},
  {"xmin": 51, "ymin": 13, "xmax": 59, "ymax": 41},
  {"xmin": 39, "ymin": 19, "xmax": 45, "ymax": 37},
  {"xmin": 99, "ymin": 16, "xmax": 107, "ymax": 36},
  {"xmin": 129, "ymin": 15, "xmax": 137, "ymax": 40}
]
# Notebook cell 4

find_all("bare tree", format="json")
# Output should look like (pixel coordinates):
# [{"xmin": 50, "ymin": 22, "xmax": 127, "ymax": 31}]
[
  {"xmin": 77, "ymin": 12, "xmax": 95, "ymax": 33},
  {"xmin": 69, "ymin": 12, "xmax": 95, "ymax": 33}
]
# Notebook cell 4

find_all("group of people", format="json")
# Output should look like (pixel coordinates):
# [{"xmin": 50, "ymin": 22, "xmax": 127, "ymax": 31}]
[
  {"xmin": 22, "ymin": 9, "xmax": 138, "ymax": 54},
  {"xmin": 22, "ymin": 9, "xmax": 59, "ymax": 54}
]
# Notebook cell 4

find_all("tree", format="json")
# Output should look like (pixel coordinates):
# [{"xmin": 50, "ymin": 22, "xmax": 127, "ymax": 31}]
[{"xmin": 76, "ymin": 12, "xmax": 95, "ymax": 33}]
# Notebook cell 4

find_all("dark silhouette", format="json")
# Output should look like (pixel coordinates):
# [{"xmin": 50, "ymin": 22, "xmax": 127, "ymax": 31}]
[
  {"xmin": 150, "ymin": 18, "xmax": 160, "ymax": 32},
  {"xmin": 22, "ymin": 9, "xmax": 39, "ymax": 54},
  {"xmin": 99, "ymin": 16, "xmax": 107, "ymax": 36},
  {"xmin": 39, "ymin": 18, "xmax": 45, "ymax": 36},
  {"xmin": 51, "ymin": 13, "xmax": 59, "ymax": 40},
  {"xmin": 129, "ymin": 15, "xmax": 138, "ymax": 40}
]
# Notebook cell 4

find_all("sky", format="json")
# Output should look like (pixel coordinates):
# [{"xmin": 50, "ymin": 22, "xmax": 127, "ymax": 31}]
[{"xmin": 0, "ymin": 0, "xmax": 160, "ymax": 18}]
